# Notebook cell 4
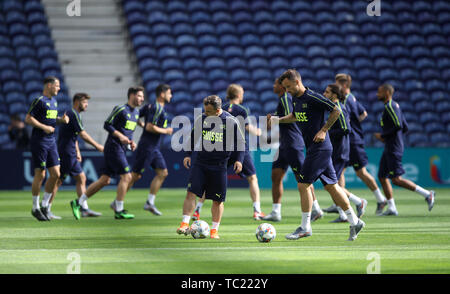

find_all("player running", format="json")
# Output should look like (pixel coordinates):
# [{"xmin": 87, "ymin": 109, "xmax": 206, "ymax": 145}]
[
  {"xmin": 83, "ymin": 86, "xmax": 144, "ymax": 219},
  {"xmin": 177, "ymin": 95, "xmax": 245, "ymax": 239},
  {"xmin": 126, "ymin": 84, "xmax": 173, "ymax": 216},
  {"xmin": 323, "ymin": 84, "xmax": 367, "ymax": 223},
  {"xmin": 191, "ymin": 84, "xmax": 265, "ymax": 221},
  {"xmin": 264, "ymin": 77, "xmax": 324, "ymax": 222},
  {"xmin": 324, "ymin": 74, "xmax": 388, "ymax": 215},
  {"xmin": 48, "ymin": 93, "xmax": 104, "ymax": 220},
  {"xmin": 269, "ymin": 69, "xmax": 365, "ymax": 241},
  {"xmin": 25, "ymin": 76, "xmax": 69, "ymax": 221},
  {"xmin": 374, "ymin": 84, "xmax": 435, "ymax": 215}
]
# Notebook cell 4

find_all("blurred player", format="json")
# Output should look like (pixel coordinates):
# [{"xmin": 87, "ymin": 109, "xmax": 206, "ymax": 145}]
[
  {"xmin": 192, "ymin": 84, "xmax": 265, "ymax": 221},
  {"xmin": 270, "ymin": 69, "xmax": 364, "ymax": 241},
  {"xmin": 264, "ymin": 77, "xmax": 323, "ymax": 222},
  {"xmin": 48, "ymin": 93, "xmax": 104, "ymax": 220},
  {"xmin": 25, "ymin": 76, "xmax": 69, "ymax": 221},
  {"xmin": 326, "ymin": 73, "xmax": 388, "ymax": 215},
  {"xmin": 374, "ymin": 84, "xmax": 435, "ymax": 215},
  {"xmin": 177, "ymin": 95, "xmax": 245, "ymax": 239},
  {"xmin": 127, "ymin": 84, "xmax": 173, "ymax": 216},
  {"xmin": 323, "ymin": 84, "xmax": 367, "ymax": 223},
  {"xmin": 83, "ymin": 86, "xmax": 144, "ymax": 219}
]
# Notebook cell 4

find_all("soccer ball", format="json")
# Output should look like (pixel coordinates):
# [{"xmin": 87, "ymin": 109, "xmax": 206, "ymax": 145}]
[
  {"xmin": 190, "ymin": 220, "xmax": 210, "ymax": 239},
  {"xmin": 255, "ymin": 223, "xmax": 276, "ymax": 243}
]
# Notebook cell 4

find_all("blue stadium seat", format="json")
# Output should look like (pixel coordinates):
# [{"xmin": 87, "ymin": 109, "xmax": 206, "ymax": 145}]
[
  {"xmin": 212, "ymin": 11, "xmax": 232, "ymax": 24},
  {"xmin": 185, "ymin": 69, "xmax": 205, "ymax": 81},
  {"xmin": 262, "ymin": 34, "xmax": 281, "ymax": 47},
  {"xmin": 426, "ymin": 80, "xmax": 446, "ymax": 92},
  {"xmin": 40, "ymin": 58, "xmax": 60, "ymax": 71},
  {"xmin": 270, "ymin": 57, "xmax": 288, "ymax": 70},
  {"xmin": 219, "ymin": 34, "xmax": 239, "ymax": 47},
  {"xmin": 260, "ymin": 91, "xmax": 274, "ymax": 103},
  {"xmin": 353, "ymin": 57, "xmax": 372, "ymax": 69},
  {"xmin": 209, "ymin": 69, "xmax": 227, "ymax": 81},
  {"xmin": 365, "ymin": 34, "xmax": 384, "ymax": 46},
  {"xmin": 307, "ymin": 46, "xmax": 327, "ymax": 58},
  {"xmin": 248, "ymin": 57, "xmax": 269, "ymax": 69},
  {"xmin": 400, "ymin": 68, "xmax": 419, "ymax": 80},
  {"xmin": 430, "ymin": 133, "xmax": 450, "ymax": 147},
  {"xmin": 198, "ymin": 34, "xmax": 218, "ymax": 47},
  {"xmin": 237, "ymin": 22, "xmax": 257, "ymax": 34},
  {"xmin": 33, "ymin": 34, "xmax": 53, "ymax": 47},
  {"xmin": 436, "ymin": 101, "xmax": 450, "ymax": 113},
  {"xmin": 419, "ymin": 112, "xmax": 439, "ymax": 124},
  {"xmin": 415, "ymin": 58, "xmax": 436, "ymax": 70},
  {"xmin": 204, "ymin": 57, "xmax": 225, "ymax": 70},
  {"xmin": 241, "ymin": 34, "xmax": 260, "ymax": 47},
  {"xmin": 391, "ymin": 46, "xmax": 410, "ymax": 58},
  {"xmin": 12, "ymin": 35, "xmax": 32, "ymax": 47},
  {"xmin": 175, "ymin": 35, "xmax": 196, "ymax": 47},
  {"xmin": 431, "ymin": 91, "xmax": 446, "ymax": 103},
  {"xmin": 233, "ymin": 11, "xmax": 252, "ymax": 24},
  {"xmin": 230, "ymin": 1, "xmax": 249, "ymax": 12},
  {"xmin": 374, "ymin": 58, "xmax": 395, "ymax": 69},
  {"xmin": 216, "ymin": 23, "xmax": 236, "ymax": 35},
  {"xmin": 21, "ymin": 69, "xmax": 41, "ymax": 81},
  {"xmin": 414, "ymin": 101, "xmax": 434, "ymax": 113},
  {"xmin": 244, "ymin": 46, "xmax": 265, "ymax": 59},
  {"xmin": 425, "ymin": 122, "xmax": 445, "ymax": 134},
  {"xmin": 132, "ymin": 35, "xmax": 152, "ymax": 50},
  {"xmin": 287, "ymin": 45, "xmax": 307, "ymax": 58},
  {"xmin": 432, "ymin": 46, "xmax": 449, "ymax": 58},
  {"xmin": 255, "ymin": 79, "xmax": 273, "ymax": 92},
  {"xmin": 0, "ymin": 57, "xmax": 16, "ymax": 70},
  {"xmin": 123, "ymin": 1, "xmax": 145, "ymax": 15},
  {"xmin": 164, "ymin": 70, "xmax": 185, "ymax": 82},
  {"xmin": 194, "ymin": 22, "xmax": 215, "ymax": 35},
  {"xmin": 316, "ymin": 11, "xmax": 334, "ymax": 23},
  {"xmin": 402, "ymin": 23, "xmax": 420, "ymax": 35},
  {"xmin": 421, "ymin": 68, "xmax": 440, "ymax": 80},
  {"xmin": 333, "ymin": 57, "xmax": 350, "ymax": 70},
  {"xmin": 2, "ymin": 80, "xmax": 23, "ymax": 93},
  {"xmin": 190, "ymin": 80, "xmax": 210, "ymax": 92},
  {"xmin": 258, "ymin": 23, "xmax": 277, "ymax": 34},
  {"xmin": 30, "ymin": 23, "xmax": 51, "ymax": 36},
  {"xmin": 201, "ymin": 46, "xmax": 222, "ymax": 59},
  {"xmin": 263, "ymin": 100, "xmax": 278, "ymax": 114},
  {"xmin": 173, "ymin": 23, "xmax": 193, "ymax": 35},
  {"xmin": 18, "ymin": 57, "xmax": 40, "ymax": 71},
  {"xmin": 154, "ymin": 35, "xmax": 174, "ymax": 48},
  {"xmin": 408, "ymin": 133, "xmax": 429, "ymax": 147},
  {"xmin": 298, "ymin": 23, "xmax": 318, "ymax": 35},
  {"xmin": 167, "ymin": 1, "xmax": 187, "ymax": 12},
  {"xmin": 141, "ymin": 69, "xmax": 162, "ymax": 83},
  {"xmin": 223, "ymin": 46, "xmax": 243, "ymax": 58},
  {"xmin": 191, "ymin": 11, "xmax": 211, "ymax": 23},
  {"xmin": 348, "ymin": 46, "xmax": 368, "ymax": 58},
  {"xmin": 148, "ymin": 11, "xmax": 168, "ymax": 25},
  {"xmin": 226, "ymin": 57, "xmax": 247, "ymax": 70},
  {"xmin": 304, "ymin": 35, "xmax": 323, "ymax": 47},
  {"xmin": 160, "ymin": 58, "xmax": 181, "ymax": 71},
  {"xmin": 252, "ymin": 69, "xmax": 272, "ymax": 80},
  {"xmin": 0, "ymin": 69, "xmax": 20, "ymax": 81},
  {"xmin": 442, "ymin": 112, "xmax": 450, "ymax": 124},
  {"xmin": 316, "ymin": 69, "xmax": 334, "ymax": 81},
  {"xmin": 151, "ymin": 23, "xmax": 171, "ymax": 35},
  {"xmin": 27, "ymin": 11, "xmax": 47, "ymax": 25},
  {"xmin": 320, "ymin": 23, "xmax": 339, "ymax": 35},
  {"xmin": 266, "ymin": 45, "xmax": 284, "ymax": 58},
  {"xmin": 230, "ymin": 69, "xmax": 249, "ymax": 81},
  {"xmin": 170, "ymin": 80, "xmax": 189, "ymax": 92},
  {"xmin": 292, "ymin": 56, "xmax": 311, "ymax": 69},
  {"xmin": 378, "ymin": 69, "xmax": 397, "ymax": 81},
  {"xmin": 328, "ymin": 46, "xmax": 347, "ymax": 58}
]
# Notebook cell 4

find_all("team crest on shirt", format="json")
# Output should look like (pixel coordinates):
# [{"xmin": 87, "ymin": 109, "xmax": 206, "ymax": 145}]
[
  {"xmin": 127, "ymin": 113, "xmax": 131, "ymax": 118},
  {"xmin": 302, "ymin": 103, "xmax": 308, "ymax": 108},
  {"xmin": 135, "ymin": 114, "xmax": 139, "ymax": 119},
  {"xmin": 46, "ymin": 102, "xmax": 51, "ymax": 107}
]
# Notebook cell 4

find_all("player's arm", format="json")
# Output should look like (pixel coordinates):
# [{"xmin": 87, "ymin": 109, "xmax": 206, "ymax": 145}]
[
  {"xmin": 314, "ymin": 106, "xmax": 341, "ymax": 143},
  {"xmin": 79, "ymin": 130, "xmax": 104, "ymax": 152},
  {"xmin": 104, "ymin": 107, "xmax": 131, "ymax": 145},
  {"xmin": 268, "ymin": 113, "xmax": 296, "ymax": 129},
  {"xmin": 75, "ymin": 140, "xmax": 82, "ymax": 162},
  {"xmin": 359, "ymin": 110, "xmax": 368, "ymax": 122},
  {"xmin": 137, "ymin": 119, "xmax": 145, "ymax": 128},
  {"xmin": 25, "ymin": 113, "xmax": 54, "ymax": 134},
  {"xmin": 145, "ymin": 122, "xmax": 173, "ymax": 135},
  {"xmin": 245, "ymin": 124, "xmax": 261, "ymax": 136}
]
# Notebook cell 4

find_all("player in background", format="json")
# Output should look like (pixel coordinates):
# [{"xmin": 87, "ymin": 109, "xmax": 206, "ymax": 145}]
[
  {"xmin": 25, "ymin": 76, "xmax": 69, "ymax": 221},
  {"xmin": 374, "ymin": 84, "xmax": 435, "ymax": 215},
  {"xmin": 264, "ymin": 77, "xmax": 324, "ymax": 222},
  {"xmin": 126, "ymin": 84, "xmax": 173, "ymax": 216},
  {"xmin": 324, "ymin": 73, "xmax": 388, "ymax": 215},
  {"xmin": 83, "ymin": 86, "xmax": 144, "ymax": 219},
  {"xmin": 270, "ymin": 69, "xmax": 364, "ymax": 241},
  {"xmin": 323, "ymin": 84, "xmax": 368, "ymax": 223},
  {"xmin": 47, "ymin": 93, "xmax": 104, "ymax": 220},
  {"xmin": 177, "ymin": 95, "xmax": 245, "ymax": 239},
  {"xmin": 191, "ymin": 84, "xmax": 265, "ymax": 221}
]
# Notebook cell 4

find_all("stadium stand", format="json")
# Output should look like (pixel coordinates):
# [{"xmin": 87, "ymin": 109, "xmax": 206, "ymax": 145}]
[
  {"xmin": 0, "ymin": 0, "xmax": 70, "ymax": 148},
  {"xmin": 121, "ymin": 0, "xmax": 450, "ymax": 147}
]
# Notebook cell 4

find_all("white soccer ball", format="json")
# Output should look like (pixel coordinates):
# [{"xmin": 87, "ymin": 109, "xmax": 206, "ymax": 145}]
[
  {"xmin": 256, "ymin": 223, "xmax": 276, "ymax": 243},
  {"xmin": 190, "ymin": 220, "xmax": 210, "ymax": 239}
]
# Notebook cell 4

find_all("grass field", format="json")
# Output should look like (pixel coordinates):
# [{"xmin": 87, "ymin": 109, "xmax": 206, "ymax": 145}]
[{"xmin": 0, "ymin": 187, "xmax": 449, "ymax": 274}]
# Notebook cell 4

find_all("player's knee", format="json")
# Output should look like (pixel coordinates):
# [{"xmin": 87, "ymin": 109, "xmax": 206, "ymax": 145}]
[
  {"xmin": 77, "ymin": 173, "xmax": 86, "ymax": 185},
  {"xmin": 391, "ymin": 177, "xmax": 402, "ymax": 186},
  {"xmin": 122, "ymin": 173, "xmax": 132, "ymax": 183},
  {"xmin": 158, "ymin": 169, "xmax": 168, "ymax": 179},
  {"xmin": 247, "ymin": 174, "xmax": 257, "ymax": 183},
  {"xmin": 99, "ymin": 176, "xmax": 111, "ymax": 186}
]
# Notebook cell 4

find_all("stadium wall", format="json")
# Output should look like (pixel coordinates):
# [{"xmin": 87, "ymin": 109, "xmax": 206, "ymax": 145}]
[{"xmin": 0, "ymin": 148, "xmax": 449, "ymax": 190}]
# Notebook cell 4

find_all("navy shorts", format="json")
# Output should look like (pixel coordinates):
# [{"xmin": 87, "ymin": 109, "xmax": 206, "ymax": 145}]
[
  {"xmin": 378, "ymin": 151, "xmax": 405, "ymax": 179},
  {"xmin": 332, "ymin": 158, "xmax": 348, "ymax": 179},
  {"xmin": 187, "ymin": 163, "xmax": 227, "ymax": 202},
  {"xmin": 59, "ymin": 154, "xmax": 83, "ymax": 180},
  {"xmin": 228, "ymin": 151, "xmax": 256, "ymax": 178},
  {"xmin": 272, "ymin": 147, "xmax": 305, "ymax": 179},
  {"xmin": 348, "ymin": 143, "xmax": 369, "ymax": 171},
  {"xmin": 31, "ymin": 140, "xmax": 60, "ymax": 170},
  {"xmin": 100, "ymin": 147, "xmax": 131, "ymax": 177},
  {"xmin": 132, "ymin": 147, "xmax": 167, "ymax": 174},
  {"xmin": 299, "ymin": 149, "xmax": 338, "ymax": 186}
]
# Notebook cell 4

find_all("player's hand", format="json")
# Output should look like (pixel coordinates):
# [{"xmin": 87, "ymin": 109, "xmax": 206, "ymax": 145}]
[
  {"xmin": 266, "ymin": 114, "xmax": 272, "ymax": 129},
  {"xmin": 374, "ymin": 133, "xmax": 384, "ymax": 142},
  {"xmin": 313, "ymin": 129, "xmax": 327, "ymax": 143},
  {"xmin": 76, "ymin": 153, "xmax": 82, "ymax": 162},
  {"xmin": 234, "ymin": 161, "xmax": 243, "ymax": 174},
  {"xmin": 183, "ymin": 157, "xmax": 191, "ymax": 169},
  {"xmin": 255, "ymin": 128, "xmax": 262, "ymax": 136},
  {"xmin": 119, "ymin": 135, "xmax": 131, "ymax": 145},
  {"xmin": 60, "ymin": 112, "xmax": 69, "ymax": 124},
  {"xmin": 43, "ymin": 125, "xmax": 55, "ymax": 134},
  {"xmin": 166, "ymin": 127, "xmax": 173, "ymax": 135},
  {"xmin": 97, "ymin": 144, "xmax": 104, "ymax": 153},
  {"xmin": 130, "ymin": 141, "xmax": 137, "ymax": 151}
]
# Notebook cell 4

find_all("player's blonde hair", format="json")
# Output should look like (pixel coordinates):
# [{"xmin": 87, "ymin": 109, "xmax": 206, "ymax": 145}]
[
  {"xmin": 335, "ymin": 73, "xmax": 352, "ymax": 88},
  {"xmin": 226, "ymin": 84, "xmax": 243, "ymax": 100}
]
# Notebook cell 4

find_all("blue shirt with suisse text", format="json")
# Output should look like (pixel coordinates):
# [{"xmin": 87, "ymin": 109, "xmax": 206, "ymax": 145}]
[
  {"xmin": 103, "ymin": 103, "xmax": 139, "ymax": 151},
  {"xmin": 274, "ymin": 92, "xmax": 304, "ymax": 150},
  {"xmin": 292, "ymin": 88, "xmax": 336, "ymax": 152},
  {"xmin": 27, "ymin": 95, "xmax": 59, "ymax": 144}
]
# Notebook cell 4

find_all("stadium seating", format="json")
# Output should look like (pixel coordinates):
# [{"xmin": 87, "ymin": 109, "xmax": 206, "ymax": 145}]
[
  {"xmin": 0, "ymin": 0, "xmax": 69, "ymax": 148},
  {"xmin": 119, "ymin": 0, "xmax": 450, "ymax": 147}
]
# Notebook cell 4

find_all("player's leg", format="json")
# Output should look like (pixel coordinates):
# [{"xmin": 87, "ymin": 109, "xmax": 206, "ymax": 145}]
[
  {"xmin": 310, "ymin": 185, "xmax": 324, "ymax": 221},
  {"xmin": 46, "ymin": 177, "xmax": 63, "ymax": 220},
  {"xmin": 192, "ymin": 192, "xmax": 205, "ymax": 221},
  {"xmin": 127, "ymin": 172, "xmax": 142, "ymax": 192},
  {"xmin": 143, "ymin": 168, "xmax": 168, "ymax": 216},
  {"xmin": 74, "ymin": 172, "xmax": 102, "ymax": 218},
  {"xmin": 285, "ymin": 182, "xmax": 313, "ymax": 240},
  {"xmin": 40, "ymin": 164, "xmax": 61, "ymax": 219},
  {"xmin": 31, "ymin": 167, "xmax": 48, "ymax": 221},
  {"xmin": 178, "ymin": 191, "xmax": 198, "ymax": 235},
  {"xmin": 262, "ymin": 168, "xmax": 285, "ymax": 221},
  {"xmin": 86, "ymin": 174, "xmax": 110, "ymax": 197},
  {"xmin": 210, "ymin": 200, "xmax": 224, "ymax": 239},
  {"xmin": 247, "ymin": 174, "xmax": 264, "ymax": 220},
  {"xmin": 112, "ymin": 172, "xmax": 134, "ymax": 219},
  {"xmin": 378, "ymin": 176, "xmax": 398, "ymax": 216},
  {"xmin": 336, "ymin": 160, "xmax": 367, "ymax": 218}
]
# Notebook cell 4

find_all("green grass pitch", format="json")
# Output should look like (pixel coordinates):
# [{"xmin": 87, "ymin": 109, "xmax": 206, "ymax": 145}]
[{"xmin": 0, "ymin": 187, "xmax": 449, "ymax": 274}]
